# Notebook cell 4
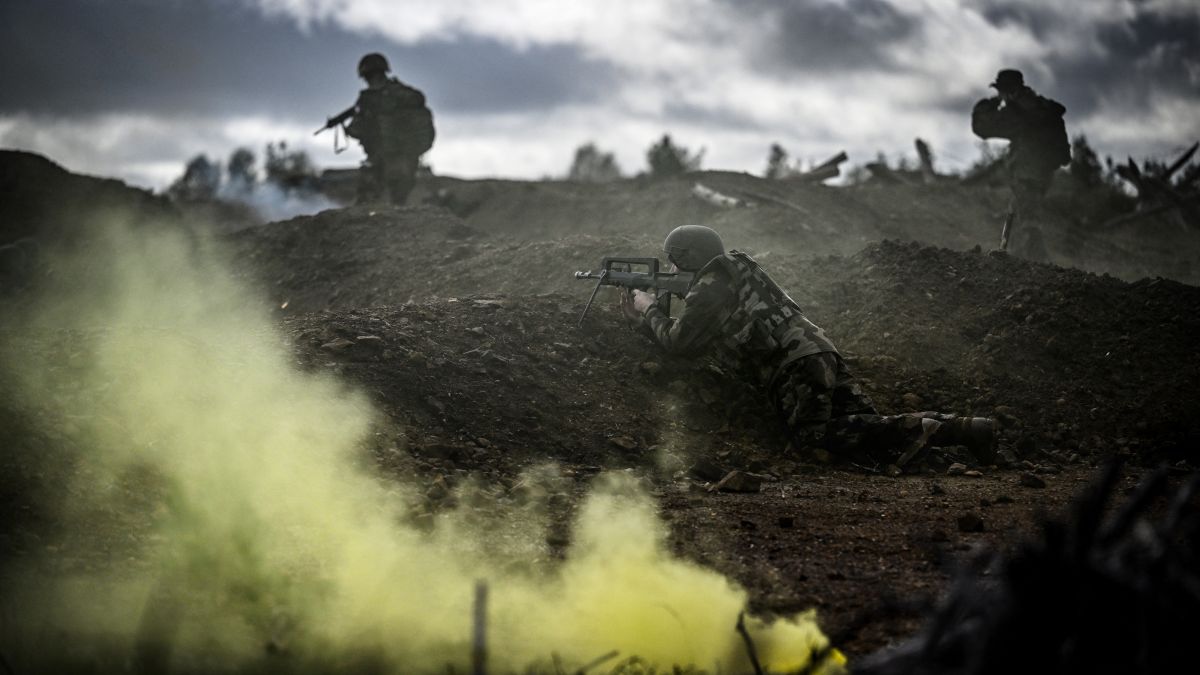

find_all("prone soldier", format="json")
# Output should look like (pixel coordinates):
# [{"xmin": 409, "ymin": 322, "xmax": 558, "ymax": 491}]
[{"xmin": 618, "ymin": 225, "xmax": 995, "ymax": 471}]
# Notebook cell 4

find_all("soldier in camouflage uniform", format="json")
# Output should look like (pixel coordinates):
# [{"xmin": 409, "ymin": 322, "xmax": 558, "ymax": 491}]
[
  {"xmin": 345, "ymin": 53, "xmax": 436, "ymax": 206},
  {"xmin": 972, "ymin": 69, "xmax": 1071, "ymax": 261},
  {"xmin": 621, "ymin": 225, "xmax": 995, "ymax": 470}
]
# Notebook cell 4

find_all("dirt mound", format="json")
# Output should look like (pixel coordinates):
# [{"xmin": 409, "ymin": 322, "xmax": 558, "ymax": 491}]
[
  {"xmin": 0, "ymin": 150, "xmax": 179, "ymax": 244},
  {"xmin": 6, "ymin": 159, "xmax": 1200, "ymax": 661},
  {"xmin": 224, "ymin": 198, "xmax": 1200, "ymax": 465},
  {"xmin": 794, "ymin": 241, "xmax": 1200, "ymax": 462}
]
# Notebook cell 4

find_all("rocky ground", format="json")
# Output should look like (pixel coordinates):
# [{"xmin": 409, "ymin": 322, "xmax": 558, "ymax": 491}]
[{"xmin": 3, "ymin": 153, "xmax": 1199, "ymax": 664}]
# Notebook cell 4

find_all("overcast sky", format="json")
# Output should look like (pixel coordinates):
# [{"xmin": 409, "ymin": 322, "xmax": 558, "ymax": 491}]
[{"xmin": 1, "ymin": 0, "xmax": 1197, "ymax": 189}]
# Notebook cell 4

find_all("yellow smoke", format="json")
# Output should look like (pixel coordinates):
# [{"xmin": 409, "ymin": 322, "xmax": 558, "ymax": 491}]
[{"xmin": 0, "ymin": 220, "xmax": 842, "ymax": 673}]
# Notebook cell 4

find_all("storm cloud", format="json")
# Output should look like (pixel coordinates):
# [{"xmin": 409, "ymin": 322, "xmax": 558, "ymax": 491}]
[
  {"xmin": 977, "ymin": 1, "xmax": 1200, "ymax": 118},
  {"xmin": 744, "ymin": 0, "xmax": 920, "ymax": 73},
  {"xmin": 0, "ymin": 0, "xmax": 1196, "ymax": 188},
  {"xmin": 0, "ymin": 0, "xmax": 617, "ymax": 119}
]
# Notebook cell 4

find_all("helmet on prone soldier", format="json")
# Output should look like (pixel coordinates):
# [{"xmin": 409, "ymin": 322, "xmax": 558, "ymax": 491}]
[
  {"xmin": 358, "ymin": 53, "xmax": 391, "ymax": 78},
  {"xmin": 663, "ymin": 225, "xmax": 725, "ymax": 272}
]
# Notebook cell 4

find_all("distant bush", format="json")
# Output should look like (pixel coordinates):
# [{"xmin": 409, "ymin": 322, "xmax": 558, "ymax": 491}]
[
  {"xmin": 764, "ymin": 143, "xmax": 795, "ymax": 179},
  {"xmin": 264, "ymin": 141, "xmax": 318, "ymax": 193},
  {"xmin": 166, "ymin": 154, "xmax": 221, "ymax": 202},
  {"xmin": 646, "ymin": 134, "xmax": 703, "ymax": 177},
  {"xmin": 226, "ymin": 147, "xmax": 257, "ymax": 194},
  {"xmin": 567, "ymin": 143, "xmax": 622, "ymax": 182}
]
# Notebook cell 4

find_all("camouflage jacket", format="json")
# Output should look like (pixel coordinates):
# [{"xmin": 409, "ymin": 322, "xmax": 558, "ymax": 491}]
[
  {"xmin": 346, "ymin": 78, "xmax": 435, "ymax": 158},
  {"xmin": 971, "ymin": 88, "xmax": 1070, "ymax": 181},
  {"xmin": 641, "ymin": 250, "xmax": 839, "ymax": 385}
]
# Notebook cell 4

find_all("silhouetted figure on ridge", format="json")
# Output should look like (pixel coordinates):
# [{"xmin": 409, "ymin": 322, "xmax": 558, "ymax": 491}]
[
  {"xmin": 345, "ymin": 53, "xmax": 436, "ymax": 206},
  {"xmin": 972, "ymin": 69, "xmax": 1071, "ymax": 261}
]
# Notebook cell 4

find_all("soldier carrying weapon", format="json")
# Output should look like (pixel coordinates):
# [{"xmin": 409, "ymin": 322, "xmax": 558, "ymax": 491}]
[
  {"xmin": 317, "ymin": 53, "xmax": 436, "ymax": 206},
  {"xmin": 972, "ymin": 69, "xmax": 1071, "ymax": 261}
]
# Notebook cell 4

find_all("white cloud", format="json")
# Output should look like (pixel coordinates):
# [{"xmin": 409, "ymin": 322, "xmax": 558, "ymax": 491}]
[
  {"xmin": 5, "ymin": 1, "xmax": 1196, "ymax": 187},
  {"xmin": 0, "ymin": 113, "xmax": 362, "ymax": 190}
]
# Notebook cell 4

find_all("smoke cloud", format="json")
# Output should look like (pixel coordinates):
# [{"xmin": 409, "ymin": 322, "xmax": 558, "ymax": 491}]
[{"xmin": 0, "ymin": 219, "xmax": 841, "ymax": 672}]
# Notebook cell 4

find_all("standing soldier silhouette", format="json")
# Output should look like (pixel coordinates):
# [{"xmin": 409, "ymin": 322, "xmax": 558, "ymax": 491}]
[
  {"xmin": 972, "ymin": 69, "xmax": 1070, "ymax": 260},
  {"xmin": 344, "ymin": 53, "xmax": 436, "ymax": 206}
]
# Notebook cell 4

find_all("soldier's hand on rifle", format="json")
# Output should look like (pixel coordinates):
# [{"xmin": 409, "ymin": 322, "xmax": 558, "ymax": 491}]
[{"xmin": 620, "ymin": 289, "xmax": 654, "ymax": 321}]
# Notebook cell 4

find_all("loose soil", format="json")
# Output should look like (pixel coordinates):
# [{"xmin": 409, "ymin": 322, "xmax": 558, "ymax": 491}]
[{"xmin": 3, "ymin": 157, "xmax": 1199, "ymax": 661}]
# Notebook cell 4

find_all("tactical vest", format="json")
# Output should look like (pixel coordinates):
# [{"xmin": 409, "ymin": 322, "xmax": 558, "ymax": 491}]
[{"xmin": 705, "ymin": 251, "xmax": 839, "ymax": 383}]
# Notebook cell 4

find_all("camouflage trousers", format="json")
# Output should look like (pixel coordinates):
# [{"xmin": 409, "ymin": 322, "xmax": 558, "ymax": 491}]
[
  {"xmin": 771, "ymin": 353, "xmax": 956, "ymax": 467},
  {"xmin": 357, "ymin": 153, "xmax": 419, "ymax": 206}
]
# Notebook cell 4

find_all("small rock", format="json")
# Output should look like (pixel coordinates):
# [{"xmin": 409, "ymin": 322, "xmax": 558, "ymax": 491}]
[
  {"xmin": 947, "ymin": 463, "xmax": 968, "ymax": 476},
  {"xmin": 957, "ymin": 513, "xmax": 985, "ymax": 533},
  {"xmin": 738, "ymin": 519, "xmax": 758, "ymax": 530},
  {"xmin": 901, "ymin": 392, "xmax": 923, "ymax": 409},
  {"xmin": 777, "ymin": 516, "xmax": 795, "ymax": 528},
  {"xmin": 929, "ymin": 482, "xmax": 946, "ymax": 495},
  {"xmin": 994, "ymin": 494, "xmax": 1014, "ymax": 504},
  {"xmin": 424, "ymin": 397, "xmax": 446, "ymax": 414},
  {"xmin": 355, "ymin": 335, "xmax": 384, "ymax": 350},
  {"xmin": 810, "ymin": 448, "xmax": 834, "ymax": 464},
  {"xmin": 1019, "ymin": 473, "xmax": 1046, "ymax": 489},
  {"xmin": 638, "ymin": 361, "xmax": 662, "ymax": 375},
  {"xmin": 467, "ymin": 326, "xmax": 486, "ymax": 335},
  {"xmin": 963, "ymin": 470, "xmax": 984, "ymax": 478},
  {"xmin": 426, "ymin": 475, "xmax": 449, "ymax": 501},
  {"xmin": 608, "ymin": 436, "xmax": 638, "ymax": 451},
  {"xmin": 711, "ymin": 471, "xmax": 763, "ymax": 494},
  {"xmin": 689, "ymin": 458, "xmax": 727, "ymax": 482},
  {"xmin": 321, "ymin": 337, "xmax": 355, "ymax": 352}
]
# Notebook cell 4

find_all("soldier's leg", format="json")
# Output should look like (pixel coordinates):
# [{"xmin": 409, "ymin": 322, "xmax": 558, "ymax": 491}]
[
  {"xmin": 1011, "ymin": 178, "xmax": 1050, "ymax": 262},
  {"xmin": 774, "ymin": 353, "xmax": 838, "ymax": 451},
  {"xmin": 383, "ymin": 154, "xmax": 418, "ymax": 206},
  {"xmin": 830, "ymin": 356, "xmax": 878, "ymax": 417},
  {"xmin": 356, "ymin": 161, "xmax": 383, "ymax": 205}
]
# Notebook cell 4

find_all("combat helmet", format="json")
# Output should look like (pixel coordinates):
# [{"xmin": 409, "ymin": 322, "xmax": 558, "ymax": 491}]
[
  {"xmin": 358, "ymin": 53, "xmax": 391, "ymax": 77},
  {"xmin": 663, "ymin": 225, "xmax": 725, "ymax": 271},
  {"xmin": 990, "ymin": 69, "xmax": 1024, "ymax": 93}
]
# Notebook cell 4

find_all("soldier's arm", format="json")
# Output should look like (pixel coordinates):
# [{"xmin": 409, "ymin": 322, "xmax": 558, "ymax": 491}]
[
  {"xmin": 345, "ymin": 94, "xmax": 368, "ymax": 139},
  {"xmin": 971, "ymin": 98, "xmax": 1018, "ymax": 140},
  {"xmin": 641, "ymin": 270, "xmax": 733, "ymax": 356}
]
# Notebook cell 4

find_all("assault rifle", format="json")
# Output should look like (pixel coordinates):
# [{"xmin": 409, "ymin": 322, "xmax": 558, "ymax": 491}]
[
  {"xmin": 313, "ymin": 105, "xmax": 356, "ymax": 153},
  {"xmin": 574, "ymin": 257, "xmax": 694, "ymax": 327}
]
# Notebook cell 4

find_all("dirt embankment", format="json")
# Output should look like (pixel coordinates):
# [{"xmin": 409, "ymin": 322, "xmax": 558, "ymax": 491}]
[{"xmin": 5, "ymin": 155, "xmax": 1200, "ymax": 661}]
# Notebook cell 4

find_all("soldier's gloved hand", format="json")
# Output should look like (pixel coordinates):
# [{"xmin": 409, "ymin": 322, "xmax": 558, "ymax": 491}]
[
  {"xmin": 629, "ymin": 289, "xmax": 656, "ymax": 314},
  {"xmin": 619, "ymin": 289, "xmax": 655, "ymax": 321}
]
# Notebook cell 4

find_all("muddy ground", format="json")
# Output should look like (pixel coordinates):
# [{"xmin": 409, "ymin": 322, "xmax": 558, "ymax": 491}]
[{"xmin": 3, "ymin": 156, "xmax": 1200, "ymax": 661}]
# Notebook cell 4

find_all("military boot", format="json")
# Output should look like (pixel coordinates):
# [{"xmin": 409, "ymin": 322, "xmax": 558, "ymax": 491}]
[{"xmin": 929, "ymin": 416, "xmax": 997, "ymax": 464}]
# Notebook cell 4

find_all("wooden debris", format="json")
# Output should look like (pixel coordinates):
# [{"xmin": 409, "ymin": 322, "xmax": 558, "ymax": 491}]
[
  {"xmin": 916, "ymin": 138, "xmax": 937, "ymax": 184},
  {"xmin": 710, "ymin": 470, "xmax": 763, "ymax": 493},
  {"xmin": 1108, "ymin": 143, "xmax": 1200, "ymax": 230},
  {"xmin": 793, "ymin": 150, "xmax": 848, "ymax": 183},
  {"xmin": 473, "ymin": 581, "xmax": 488, "ymax": 675},
  {"xmin": 736, "ymin": 612, "xmax": 766, "ymax": 675},
  {"xmin": 575, "ymin": 650, "xmax": 619, "ymax": 674}
]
